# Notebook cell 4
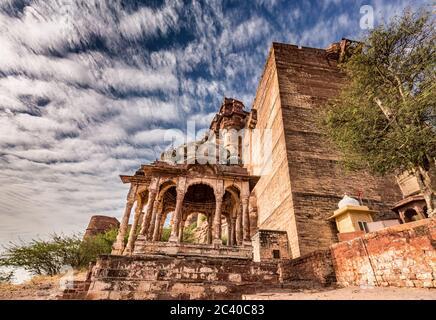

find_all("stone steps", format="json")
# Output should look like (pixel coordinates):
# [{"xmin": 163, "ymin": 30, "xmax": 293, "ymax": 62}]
[{"xmin": 57, "ymin": 280, "xmax": 92, "ymax": 300}]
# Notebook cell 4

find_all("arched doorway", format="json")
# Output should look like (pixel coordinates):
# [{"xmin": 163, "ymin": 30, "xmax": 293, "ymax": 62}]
[
  {"xmin": 223, "ymin": 186, "xmax": 241, "ymax": 246},
  {"xmin": 181, "ymin": 183, "xmax": 216, "ymax": 244},
  {"xmin": 150, "ymin": 185, "xmax": 176, "ymax": 241},
  {"xmin": 160, "ymin": 210, "xmax": 175, "ymax": 242},
  {"xmin": 404, "ymin": 208, "xmax": 420, "ymax": 223}
]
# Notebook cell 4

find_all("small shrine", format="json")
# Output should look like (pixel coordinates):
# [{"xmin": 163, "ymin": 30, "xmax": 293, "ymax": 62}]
[{"xmin": 328, "ymin": 195, "xmax": 376, "ymax": 241}]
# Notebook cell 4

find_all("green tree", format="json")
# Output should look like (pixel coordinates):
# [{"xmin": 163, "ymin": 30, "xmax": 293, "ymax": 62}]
[
  {"xmin": 160, "ymin": 227, "xmax": 172, "ymax": 242},
  {"xmin": 159, "ymin": 222, "xmax": 199, "ymax": 243},
  {"xmin": 80, "ymin": 228, "xmax": 118, "ymax": 264},
  {"xmin": 0, "ymin": 230, "xmax": 117, "ymax": 276},
  {"xmin": 182, "ymin": 222, "xmax": 197, "ymax": 243},
  {"xmin": 322, "ymin": 9, "xmax": 436, "ymax": 216}
]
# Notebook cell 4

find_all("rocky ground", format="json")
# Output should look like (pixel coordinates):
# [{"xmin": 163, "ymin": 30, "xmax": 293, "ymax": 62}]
[
  {"xmin": 0, "ymin": 271, "xmax": 87, "ymax": 300},
  {"xmin": 243, "ymin": 286, "xmax": 436, "ymax": 300},
  {"xmin": 1, "ymin": 276, "xmax": 435, "ymax": 300}
]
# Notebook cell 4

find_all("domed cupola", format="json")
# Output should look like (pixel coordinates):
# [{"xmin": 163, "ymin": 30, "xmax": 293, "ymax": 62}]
[{"xmin": 338, "ymin": 194, "xmax": 360, "ymax": 208}]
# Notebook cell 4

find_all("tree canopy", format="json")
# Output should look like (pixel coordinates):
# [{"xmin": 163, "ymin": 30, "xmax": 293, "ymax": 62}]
[
  {"xmin": 0, "ymin": 230, "xmax": 117, "ymax": 276},
  {"xmin": 322, "ymin": 9, "xmax": 436, "ymax": 215}
]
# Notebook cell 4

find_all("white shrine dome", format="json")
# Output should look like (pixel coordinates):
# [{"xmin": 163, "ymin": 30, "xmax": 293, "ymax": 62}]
[{"xmin": 338, "ymin": 194, "xmax": 360, "ymax": 208}]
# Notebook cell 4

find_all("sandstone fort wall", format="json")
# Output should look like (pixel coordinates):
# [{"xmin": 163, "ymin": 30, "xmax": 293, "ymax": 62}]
[
  {"xmin": 248, "ymin": 46, "xmax": 300, "ymax": 258},
  {"xmin": 249, "ymin": 42, "xmax": 402, "ymax": 258}
]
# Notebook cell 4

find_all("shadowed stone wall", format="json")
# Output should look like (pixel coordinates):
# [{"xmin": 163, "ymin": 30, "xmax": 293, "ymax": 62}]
[{"xmin": 279, "ymin": 250, "xmax": 336, "ymax": 286}]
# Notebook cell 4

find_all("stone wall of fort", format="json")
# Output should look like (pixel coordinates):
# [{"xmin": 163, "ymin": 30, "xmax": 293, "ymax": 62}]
[
  {"xmin": 332, "ymin": 218, "xmax": 436, "ymax": 288},
  {"xmin": 247, "ymin": 42, "xmax": 403, "ymax": 258},
  {"xmin": 281, "ymin": 218, "xmax": 436, "ymax": 289},
  {"xmin": 246, "ymin": 45, "xmax": 300, "ymax": 258}
]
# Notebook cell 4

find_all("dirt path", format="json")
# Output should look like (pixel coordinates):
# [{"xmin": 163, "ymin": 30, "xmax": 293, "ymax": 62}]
[{"xmin": 243, "ymin": 286, "xmax": 436, "ymax": 300}]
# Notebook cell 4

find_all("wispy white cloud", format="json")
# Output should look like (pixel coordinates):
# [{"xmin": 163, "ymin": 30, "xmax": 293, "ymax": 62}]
[{"xmin": 118, "ymin": 1, "xmax": 181, "ymax": 40}]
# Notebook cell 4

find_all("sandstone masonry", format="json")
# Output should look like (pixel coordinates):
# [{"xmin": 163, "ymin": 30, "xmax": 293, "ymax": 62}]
[
  {"xmin": 244, "ymin": 42, "xmax": 402, "ymax": 258},
  {"xmin": 281, "ymin": 218, "xmax": 436, "ymax": 289}
]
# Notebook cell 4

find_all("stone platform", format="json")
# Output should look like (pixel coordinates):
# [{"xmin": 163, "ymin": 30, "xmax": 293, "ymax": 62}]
[
  {"xmin": 85, "ymin": 254, "xmax": 283, "ymax": 300},
  {"xmin": 133, "ymin": 238, "xmax": 253, "ymax": 259}
]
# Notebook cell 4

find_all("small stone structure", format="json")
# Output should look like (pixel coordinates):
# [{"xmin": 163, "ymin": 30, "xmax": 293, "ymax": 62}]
[
  {"xmin": 328, "ymin": 205, "xmax": 376, "ymax": 233},
  {"xmin": 393, "ymin": 171, "xmax": 434, "ymax": 222},
  {"xmin": 252, "ymin": 230, "xmax": 290, "ymax": 262},
  {"xmin": 328, "ymin": 196, "xmax": 376, "ymax": 241},
  {"xmin": 393, "ymin": 194, "xmax": 428, "ymax": 223},
  {"xmin": 84, "ymin": 216, "xmax": 119, "ymax": 239}
]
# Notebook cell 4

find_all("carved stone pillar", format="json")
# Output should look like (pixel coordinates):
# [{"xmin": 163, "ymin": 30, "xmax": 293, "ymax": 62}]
[
  {"xmin": 400, "ymin": 210, "xmax": 407, "ymax": 223},
  {"xmin": 147, "ymin": 199, "xmax": 161, "ymax": 239},
  {"xmin": 236, "ymin": 203, "xmax": 242, "ymax": 245},
  {"xmin": 124, "ymin": 196, "xmax": 144, "ymax": 255},
  {"xmin": 226, "ymin": 215, "xmax": 233, "ymax": 246},
  {"xmin": 414, "ymin": 205, "xmax": 427, "ymax": 219},
  {"xmin": 213, "ymin": 197, "xmax": 223, "ymax": 244},
  {"xmin": 230, "ymin": 217, "xmax": 237, "ymax": 246},
  {"xmin": 157, "ymin": 213, "xmax": 166, "ymax": 241},
  {"xmin": 139, "ymin": 189, "xmax": 157, "ymax": 237},
  {"xmin": 169, "ymin": 192, "xmax": 185, "ymax": 242},
  {"xmin": 178, "ymin": 217, "xmax": 187, "ymax": 243},
  {"xmin": 112, "ymin": 200, "xmax": 134, "ymax": 255},
  {"xmin": 152, "ymin": 209, "xmax": 165, "ymax": 241},
  {"xmin": 207, "ymin": 214, "xmax": 213, "ymax": 244},
  {"xmin": 242, "ymin": 196, "xmax": 250, "ymax": 243},
  {"xmin": 137, "ymin": 210, "xmax": 145, "ymax": 233},
  {"xmin": 169, "ymin": 178, "xmax": 186, "ymax": 242}
]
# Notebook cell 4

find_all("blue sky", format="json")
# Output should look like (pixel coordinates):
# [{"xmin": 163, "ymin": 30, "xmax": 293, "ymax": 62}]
[{"xmin": 0, "ymin": 0, "xmax": 431, "ymax": 245}]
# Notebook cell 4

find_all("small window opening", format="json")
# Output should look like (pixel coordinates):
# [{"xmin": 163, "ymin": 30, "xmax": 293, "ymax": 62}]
[
  {"xmin": 358, "ymin": 221, "xmax": 369, "ymax": 233},
  {"xmin": 272, "ymin": 250, "xmax": 281, "ymax": 259}
]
